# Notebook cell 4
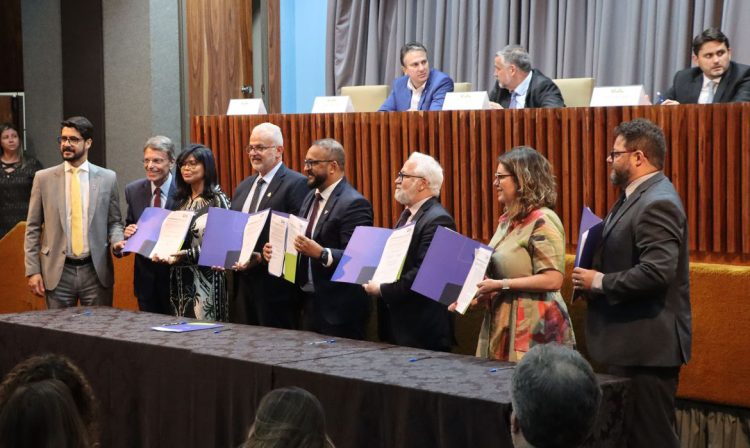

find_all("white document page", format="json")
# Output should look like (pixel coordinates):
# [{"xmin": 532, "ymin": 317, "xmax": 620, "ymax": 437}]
[
  {"xmin": 371, "ymin": 223, "xmax": 415, "ymax": 284},
  {"xmin": 267, "ymin": 212, "xmax": 288, "ymax": 277},
  {"xmin": 237, "ymin": 209, "xmax": 270, "ymax": 265},
  {"xmin": 455, "ymin": 247, "xmax": 493, "ymax": 315},
  {"xmin": 150, "ymin": 210, "xmax": 195, "ymax": 259}
]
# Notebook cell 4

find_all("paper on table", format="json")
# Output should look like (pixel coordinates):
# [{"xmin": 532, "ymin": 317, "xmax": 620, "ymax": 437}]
[
  {"xmin": 267, "ymin": 211, "xmax": 289, "ymax": 277},
  {"xmin": 237, "ymin": 209, "xmax": 271, "ymax": 265},
  {"xmin": 151, "ymin": 322, "xmax": 223, "ymax": 332},
  {"xmin": 371, "ymin": 222, "xmax": 415, "ymax": 284},
  {"xmin": 454, "ymin": 247, "xmax": 493, "ymax": 314},
  {"xmin": 283, "ymin": 214, "xmax": 308, "ymax": 283},
  {"xmin": 150, "ymin": 210, "xmax": 195, "ymax": 260}
]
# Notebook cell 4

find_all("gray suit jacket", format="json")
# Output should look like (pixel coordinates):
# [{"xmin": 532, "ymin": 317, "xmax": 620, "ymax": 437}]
[
  {"xmin": 587, "ymin": 172, "xmax": 692, "ymax": 367},
  {"xmin": 25, "ymin": 163, "xmax": 124, "ymax": 290}
]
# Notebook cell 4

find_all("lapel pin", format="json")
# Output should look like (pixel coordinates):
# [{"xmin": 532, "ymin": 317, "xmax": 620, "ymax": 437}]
[
  {"xmin": 266, "ymin": 192, "xmax": 272, "ymax": 197},
  {"xmin": 323, "ymin": 210, "xmax": 329, "ymax": 215}
]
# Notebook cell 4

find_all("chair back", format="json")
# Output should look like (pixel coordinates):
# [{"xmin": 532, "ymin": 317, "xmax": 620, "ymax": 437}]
[
  {"xmin": 340, "ymin": 85, "xmax": 389, "ymax": 112},
  {"xmin": 552, "ymin": 78, "xmax": 595, "ymax": 107}
]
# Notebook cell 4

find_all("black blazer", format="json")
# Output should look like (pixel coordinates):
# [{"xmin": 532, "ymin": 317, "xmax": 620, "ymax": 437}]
[
  {"xmin": 124, "ymin": 177, "xmax": 177, "ymax": 302},
  {"xmin": 489, "ymin": 69, "xmax": 565, "ymax": 108},
  {"xmin": 231, "ymin": 163, "xmax": 309, "ymax": 303},
  {"xmin": 379, "ymin": 197, "xmax": 455, "ymax": 352},
  {"xmin": 298, "ymin": 179, "xmax": 374, "ymax": 326},
  {"xmin": 587, "ymin": 172, "xmax": 692, "ymax": 367},
  {"xmin": 664, "ymin": 61, "xmax": 750, "ymax": 104}
]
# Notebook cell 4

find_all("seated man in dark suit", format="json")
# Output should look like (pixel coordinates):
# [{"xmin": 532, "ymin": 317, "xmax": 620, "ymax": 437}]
[
  {"xmin": 489, "ymin": 45, "xmax": 565, "ymax": 109},
  {"xmin": 510, "ymin": 344, "xmax": 601, "ymax": 448},
  {"xmin": 123, "ymin": 136, "xmax": 178, "ymax": 314},
  {"xmin": 378, "ymin": 42, "xmax": 454, "ymax": 112},
  {"xmin": 264, "ymin": 139, "xmax": 374, "ymax": 339},
  {"xmin": 663, "ymin": 28, "xmax": 750, "ymax": 105},
  {"xmin": 231, "ymin": 122, "xmax": 309, "ymax": 328},
  {"xmin": 363, "ymin": 152, "xmax": 454, "ymax": 352}
]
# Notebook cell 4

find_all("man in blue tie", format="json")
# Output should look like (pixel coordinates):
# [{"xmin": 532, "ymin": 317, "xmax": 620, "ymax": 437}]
[
  {"xmin": 122, "ymin": 136, "xmax": 177, "ymax": 314},
  {"xmin": 489, "ymin": 45, "xmax": 565, "ymax": 109}
]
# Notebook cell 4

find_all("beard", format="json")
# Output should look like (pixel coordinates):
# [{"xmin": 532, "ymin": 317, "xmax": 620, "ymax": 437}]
[
  {"xmin": 610, "ymin": 164, "xmax": 631, "ymax": 188},
  {"xmin": 306, "ymin": 171, "xmax": 327, "ymax": 189},
  {"xmin": 394, "ymin": 186, "xmax": 416, "ymax": 206}
]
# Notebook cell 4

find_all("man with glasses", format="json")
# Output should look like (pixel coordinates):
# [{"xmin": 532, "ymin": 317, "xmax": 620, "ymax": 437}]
[
  {"xmin": 25, "ymin": 116, "xmax": 125, "ymax": 308},
  {"xmin": 363, "ymin": 152, "xmax": 455, "ymax": 351},
  {"xmin": 572, "ymin": 118, "xmax": 691, "ymax": 448},
  {"xmin": 231, "ymin": 122, "xmax": 308, "ymax": 328},
  {"xmin": 268, "ymin": 138, "xmax": 373, "ymax": 339},
  {"xmin": 121, "ymin": 136, "xmax": 177, "ymax": 314},
  {"xmin": 489, "ymin": 45, "xmax": 565, "ymax": 109}
]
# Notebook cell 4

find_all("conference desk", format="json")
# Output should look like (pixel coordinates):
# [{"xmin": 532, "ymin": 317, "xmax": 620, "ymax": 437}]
[
  {"xmin": 0, "ymin": 308, "xmax": 628, "ymax": 448},
  {"xmin": 193, "ymin": 104, "xmax": 750, "ymax": 264}
]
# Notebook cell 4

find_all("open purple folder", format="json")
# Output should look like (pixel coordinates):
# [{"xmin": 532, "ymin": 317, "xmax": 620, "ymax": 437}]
[
  {"xmin": 574, "ymin": 207, "xmax": 604, "ymax": 269},
  {"xmin": 411, "ymin": 226, "xmax": 493, "ymax": 306},
  {"xmin": 198, "ymin": 207, "xmax": 260, "ymax": 269},
  {"xmin": 122, "ymin": 207, "xmax": 172, "ymax": 257},
  {"xmin": 331, "ymin": 226, "xmax": 394, "ymax": 284}
]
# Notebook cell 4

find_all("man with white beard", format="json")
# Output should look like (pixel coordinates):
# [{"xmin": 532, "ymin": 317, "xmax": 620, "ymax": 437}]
[{"xmin": 363, "ymin": 152, "xmax": 455, "ymax": 352}]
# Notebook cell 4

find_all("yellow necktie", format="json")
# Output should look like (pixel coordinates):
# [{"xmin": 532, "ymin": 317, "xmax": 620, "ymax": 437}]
[{"xmin": 71, "ymin": 167, "xmax": 84, "ymax": 256}]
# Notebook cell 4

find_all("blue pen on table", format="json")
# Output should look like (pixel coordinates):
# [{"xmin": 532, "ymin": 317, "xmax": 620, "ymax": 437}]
[
  {"xmin": 308, "ymin": 339, "xmax": 336, "ymax": 345},
  {"xmin": 213, "ymin": 328, "xmax": 231, "ymax": 334},
  {"xmin": 408, "ymin": 356, "xmax": 432, "ymax": 363},
  {"xmin": 71, "ymin": 310, "xmax": 92, "ymax": 317}
]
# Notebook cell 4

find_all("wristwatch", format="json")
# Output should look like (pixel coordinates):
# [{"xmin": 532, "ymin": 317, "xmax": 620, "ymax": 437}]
[
  {"xmin": 501, "ymin": 278, "xmax": 511, "ymax": 290},
  {"xmin": 318, "ymin": 248, "xmax": 329, "ymax": 265}
]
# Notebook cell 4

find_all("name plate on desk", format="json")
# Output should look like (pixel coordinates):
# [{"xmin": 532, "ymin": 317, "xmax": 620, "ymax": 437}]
[
  {"xmin": 442, "ymin": 91, "xmax": 490, "ymax": 110},
  {"xmin": 589, "ymin": 85, "xmax": 651, "ymax": 107},
  {"xmin": 227, "ymin": 99, "xmax": 267, "ymax": 115},
  {"xmin": 312, "ymin": 96, "xmax": 354, "ymax": 113}
]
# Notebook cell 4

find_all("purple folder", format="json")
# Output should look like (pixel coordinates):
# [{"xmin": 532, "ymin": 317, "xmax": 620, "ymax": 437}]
[
  {"xmin": 331, "ymin": 226, "xmax": 394, "ymax": 284},
  {"xmin": 122, "ymin": 207, "xmax": 172, "ymax": 257},
  {"xmin": 411, "ymin": 226, "xmax": 493, "ymax": 306},
  {"xmin": 198, "ymin": 207, "xmax": 260, "ymax": 269},
  {"xmin": 573, "ymin": 207, "xmax": 604, "ymax": 269}
]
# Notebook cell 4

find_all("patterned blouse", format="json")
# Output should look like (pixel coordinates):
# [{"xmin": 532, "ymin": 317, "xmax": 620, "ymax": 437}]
[
  {"xmin": 476, "ymin": 207, "xmax": 576, "ymax": 361},
  {"xmin": 0, "ymin": 157, "xmax": 43, "ymax": 238}
]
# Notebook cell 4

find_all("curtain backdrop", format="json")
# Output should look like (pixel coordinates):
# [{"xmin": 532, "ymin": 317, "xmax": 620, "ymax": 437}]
[{"xmin": 325, "ymin": 0, "xmax": 750, "ymax": 99}]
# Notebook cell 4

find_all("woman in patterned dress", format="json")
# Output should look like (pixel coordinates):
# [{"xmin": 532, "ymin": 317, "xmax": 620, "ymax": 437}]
[
  {"xmin": 456, "ymin": 147, "xmax": 575, "ymax": 361},
  {"xmin": 163, "ymin": 144, "xmax": 230, "ymax": 321},
  {"xmin": 0, "ymin": 123, "xmax": 42, "ymax": 238}
]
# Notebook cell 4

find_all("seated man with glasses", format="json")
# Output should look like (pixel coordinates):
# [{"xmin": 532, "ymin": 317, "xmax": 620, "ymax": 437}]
[
  {"xmin": 264, "ymin": 138, "xmax": 374, "ymax": 339},
  {"xmin": 230, "ymin": 122, "xmax": 309, "ymax": 328},
  {"xmin": 121, "ymin": 136, "xmax": 177, "ymax": 314},
  {"xmin": 363, "ymin": 152, "xmax": 455, "ymax": 352},
  {"xmin": 25, "ymin": 116, "xmax": 125, "ymax": 308}
]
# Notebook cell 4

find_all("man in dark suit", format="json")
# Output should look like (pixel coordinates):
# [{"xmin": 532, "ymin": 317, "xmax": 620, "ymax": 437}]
[
  {"xmin": 363, "ymin": 152, "xmax": 454, "ymax": 352},
  {"xmin": 489, "ymin": 45, "xmax": 565, "ymax": 109},
  {"xmin": 378, "ymin": 42, "xmax": 454, "ymax": 111},
  {"xmin": 123, "ymin": 136, "xmax": 177, "ymax": 314},
  {"xmin": 268, "ymin": 138, "xmax": 373, "ymax": 339},
  {"xmin": 572, "ymin": 118, "xmax": 692, "ymax": 448},
  {"xmin": 231, "ymin": 122, "xmax": 308, "ymax": 328},
  {"xmin": 663, "ymin": 28, "xmax": 750, "ymax": 105}
]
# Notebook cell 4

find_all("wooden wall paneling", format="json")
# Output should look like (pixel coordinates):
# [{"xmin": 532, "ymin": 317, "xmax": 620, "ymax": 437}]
[
  {"xmin": 266, "ymin": 0, "xmax": 281, "ymax": 113},
  {"xmin": 697, "ymin": 107, "xmax": 711, "ymax": 253},
  {"xmin": 477, "ymin": 110, "xmax": 492, "ymax": 242},
  {"xmin": 711, "ymin": 106, "xmax": 727, "ymax": 253},
  {"xmin": 743, "ymin": 104, "xmax": 750, "ymax": 255},
  {"xmin": 686, "ymin": 107, "xmax": 699, "ymax": 252},
  {"xmin": 725, "ymin": 105, "xmax": 739, "ymax": 254},
  {"xmin": 374, "ymin": 113, "xmax": 391, "ymax": 227}
]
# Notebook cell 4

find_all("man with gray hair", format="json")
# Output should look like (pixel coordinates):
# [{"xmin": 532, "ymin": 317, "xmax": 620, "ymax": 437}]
[
  {"xmin": 123, "ymin": 136, "xmax": 177, "ymax": 314},
  {"xmin": 489, "ymin": 45, "xmax": 565, "ymax": 109},
  {"xmin": 363, "ymin": 151, "xmax": 455, "ymax": 351},
  {"xmin": 511, "ymin": 344, "xmax": 602, "ymax": 448}
]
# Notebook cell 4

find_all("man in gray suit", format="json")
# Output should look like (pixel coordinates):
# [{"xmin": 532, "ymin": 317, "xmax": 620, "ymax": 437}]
[
  {"xmin": 573, "ymin": 118, "xmax": 692, "ymax": 448},
  {"xmin": 25, "ymin": 116, "xmax": 125, "ymax": 308}
]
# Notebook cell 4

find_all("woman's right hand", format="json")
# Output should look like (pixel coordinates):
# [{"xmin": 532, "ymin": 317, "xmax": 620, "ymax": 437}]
[
  {"xmin": 124, "ymin": 224, "xmax": 137, "ymax": 239},
  {"xmin": 476, "ymin": 278, "xmax": 502, "ymax": 296}
]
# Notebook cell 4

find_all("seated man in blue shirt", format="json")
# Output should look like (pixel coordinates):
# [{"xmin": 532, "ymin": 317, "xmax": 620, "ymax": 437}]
[{"xmin": 378, "ymin": 42, "xmax": 454, "ymax": 112}]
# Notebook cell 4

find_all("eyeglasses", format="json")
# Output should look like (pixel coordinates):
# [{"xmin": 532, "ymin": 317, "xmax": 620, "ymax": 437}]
[
  {"xmin": 396, "ymin": 171, "xmax": 424, "ymax": 181},
  {"xmin": 608, "ymin": 149, "xmax": 636, "ymax": 160},
  {"xmin": 180, "ymin": 160, "xmax": 202, "ymax": 169},
  {"xmin": 246, "ymin": 145, "xmax": 276, "ymax": 154},
  {"xmin": 57, "ymin": 136, "xmax": 84, "ymax": 145},
  {"xmin": 143, "ymin": 158, "xmax": 168, "ymax": 166},
  {"xmin": 493, "ymin": 173, "xmax": 514, "ymax": 182},
  {"xmin": 303, "ymin": 159, "xmax": 334, "ymax": 167}
]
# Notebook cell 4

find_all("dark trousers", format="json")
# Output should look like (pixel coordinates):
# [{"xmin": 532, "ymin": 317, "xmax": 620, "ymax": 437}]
[
  {"xmin": 301, "ymin": 291, "xmax": 367, "ymax": 340},
  {"xmin": 232, "ymin": 272, "xmax": 301, "ymax": 329},
  {"xmin": 607, "ymin": 365, "xmax": 681, "ymax": 448}
]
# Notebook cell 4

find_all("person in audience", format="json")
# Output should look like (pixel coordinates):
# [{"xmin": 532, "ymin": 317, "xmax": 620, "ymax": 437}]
[
  {"xmin": 378, "ymin": 42, "xmax": 454, "ymax": 111},
  {"xmin": 24, "ymin": 116, "xmax": 125, "ymax": 308},
  {"xmin": 489, "ymin": 45, "xmax": 565, "ymax": 109},
  {"xmin": 572, "ymin": 119, "xmax": 691, "ymax": 448},
  {"xmin": 0, "ymin": 353, "xmax": 99, "ymax": 445},
  {"xmin": 0, "ymin": 378, "xmax": 91, "ymax": 448},
  {"xmin": 0, "ymin": 123, "xmax": 43, "ymax": 238},
  {"xmin": 158, "ymin": 144, "xmax": 231, "ymax": 320},
  {"xmin": 451, "ymin": 147, "xmax": 575, "ymax": 361},
  {"xmin": 363, "ymin": 152, "xmax": 454, "ymax": 351},
  {"xmin": 662, "ymin": 28, "xmax": 750, "ymax": 105},
  {"xmin": 231, "ymin": 122, "xmax": 308, "ymax": 328},
  {"xmin": 263, "ymin": 138, "xmax": 373, "ymax": 339},
  {"xmin": 242, "ymin": 387, "xmax": 334, "ymax": 448},
  {"xmin": 510, "ymin": 343, "xmax": 602, "ymax": 448},
  {"xmin": 122, "ymin": 136, "xmax": 177, "ymax": 314}
]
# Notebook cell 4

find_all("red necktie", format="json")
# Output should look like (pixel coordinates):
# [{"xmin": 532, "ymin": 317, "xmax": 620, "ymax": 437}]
[{"xmin": 153, "ymin": 187, "xmax": 162, "ymax": 208}]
